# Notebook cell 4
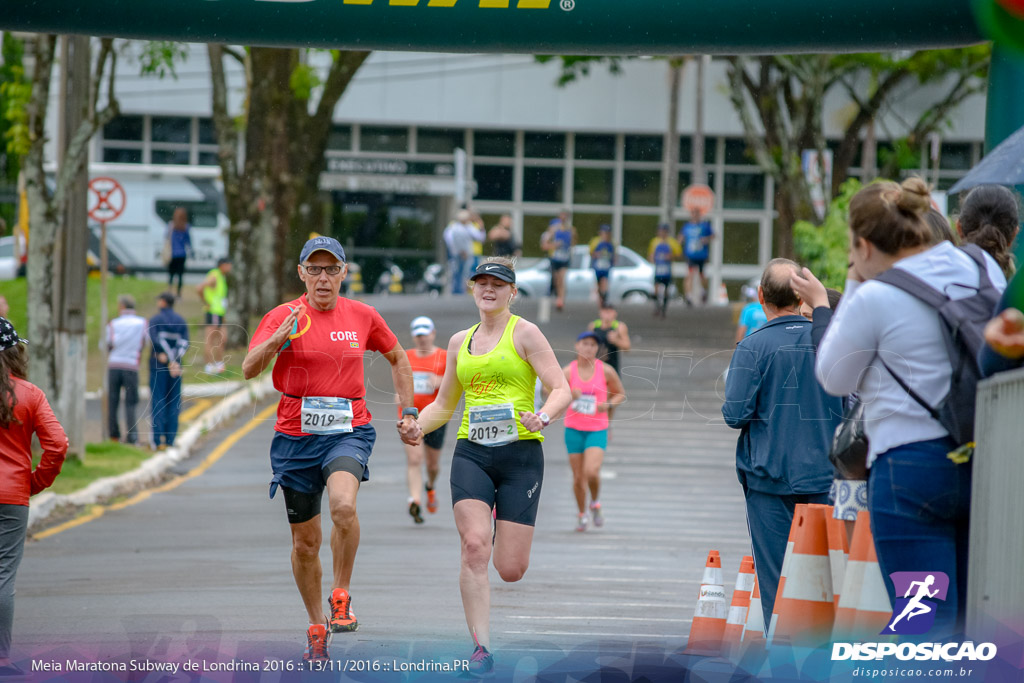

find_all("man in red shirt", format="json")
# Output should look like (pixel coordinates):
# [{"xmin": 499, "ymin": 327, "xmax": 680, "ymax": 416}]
[
  {"xmin": 243, "ymin": 236, "xmax": 420, "ymax": 663},
  {"xmin": 399, "ymin": 316, "xmax": 448, "ymax": 524}
]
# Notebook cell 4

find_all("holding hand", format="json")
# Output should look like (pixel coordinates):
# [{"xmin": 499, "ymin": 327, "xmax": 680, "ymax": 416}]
[
  {"xmin": 790, "ymin": 267, "xmax": 829, "ymax": 309},
  {"xmin": 984, "ymin": 308, "xmax": 1024, "ymax": 360},
  {"xmin": 397, "ymin": 415, "xmax": 423, "ymax": 445},
  {"xmin": 274, "ymin": 304, "xmax": 307, "ymax": 346}
]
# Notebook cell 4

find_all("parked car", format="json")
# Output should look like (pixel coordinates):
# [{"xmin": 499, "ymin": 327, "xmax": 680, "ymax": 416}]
[
  {"xmin": 515, "ymin": 245, "xmax": 669, "ymax": 302},
  {"xmin": 0, "ymin": 237, "xmax": 17, "ymax": 281}
]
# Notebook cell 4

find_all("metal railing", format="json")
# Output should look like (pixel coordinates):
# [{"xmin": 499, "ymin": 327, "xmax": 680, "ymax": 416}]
[{"xmin": 967, "ymin": 366, "xmax": 1024, "ymax": 638}]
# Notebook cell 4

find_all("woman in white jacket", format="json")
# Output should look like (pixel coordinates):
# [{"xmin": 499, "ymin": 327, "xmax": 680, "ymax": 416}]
[{"xmin": 815, "ymin": 177, "xmax": 1005, "ymax": 639}]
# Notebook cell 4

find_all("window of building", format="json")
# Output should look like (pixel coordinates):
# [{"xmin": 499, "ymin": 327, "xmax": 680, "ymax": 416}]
[
  {"xmin": 523, "ymin": 166, "xmax": 564, "ymax": 203},
  {"xmin": 940, "ymin": 142, "xmax": 973, "ymax": 171},
  {"xmin": 197, "ymin": 118, "xmax": 217, "ymax": 145},
  {"xmin": 360, "ymin": 126, "xmax": 408, "ymax": 153},
  {"xmin": 571, "ymin": 213, "xmax": 613, "ymax": 247},
  {"xmin": 621, "ymin": 214, "xmax": 660, "ymax": 256},
  {"xmin": 574, "ymin": 134, "xmax": 616, "ymax": 161},
  {"xmin": 151, "ymin": 116, "xmax": 191, "ymax": 144},
  {"xmin": 102, "ymin": 148, "xmax": 143, "ymax": 164},
  {"xmin": 522, "ymin": 214, "xmax": 554, "ymax": 257},
  {"xmin": 473, "ymin": 164, "xmax": 513, "ymax": 201},
  {"xmin": 573, "ymin": 168, "xmax": 614, "ymax": 205},
  {"xmin": 328, "ymin": 125, "xmax": 352, "ymax": 151},
  {"xmin": 724, "ymin": 137, "xmax": 754, "ymax": 165},
  {"xmin": 624, "ymin": 135, "xmax": 662, "ymax": 162},
  {"xmin": 103, "ymin": 115, "xmax": 144, "ymax": 142},
  {"xmin": 623, "ymin": 170, "xmax": 660, "ymax": 206},
  {"xmin": 151, "ymin": 149, "xmax": 190, "ymax": 165},
  {"xmin": 474, "ymin": 130, "xmax": 515, "ymax": 157},
  {"xmin": 723, "ymin": 172, "xmax": 766, "ymax": 209},
  {"xmin": 198, "ymin": 151, "xmax": 219, "ymax": 166},
  {"xmin": 524, "ymin": 132, "xmax": 565, "ymax": 159},
  {"xmin": 418, "ymin": 128, "xmax": 463, "ymax": 155},
  {"xmin": 721, "ymin": 221, "xmax": 761, "ymax": 265}
]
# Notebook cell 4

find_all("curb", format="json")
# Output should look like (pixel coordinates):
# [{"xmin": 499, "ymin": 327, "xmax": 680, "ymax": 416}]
[
  {"xmin": 29, "ymin": 375, "xmax": 275, "ymax": 533},
  {"xmin": 84, "ymin": 381, "xmax": 242, "ymax": 401}
]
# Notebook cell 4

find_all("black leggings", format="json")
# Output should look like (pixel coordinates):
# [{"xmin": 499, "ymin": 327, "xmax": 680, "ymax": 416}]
[{"xmin": 167, "ymin": 257, "xmax": 186, "ymax": 294}]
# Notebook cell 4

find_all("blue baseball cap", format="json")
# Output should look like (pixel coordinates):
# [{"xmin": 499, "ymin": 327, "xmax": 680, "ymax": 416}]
[
  {"xmin": 577, "ymin": 331, "xmax": 601, "ymax": 343},
  {"xmin": 299, "ymin": 236, "xmax": 346, "ymax": 264}
]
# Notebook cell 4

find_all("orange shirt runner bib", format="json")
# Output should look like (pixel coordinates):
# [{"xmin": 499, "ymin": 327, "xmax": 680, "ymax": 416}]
[{"xmin": 402, "ymin": 347, "xmax": 447, "ymax": 415}]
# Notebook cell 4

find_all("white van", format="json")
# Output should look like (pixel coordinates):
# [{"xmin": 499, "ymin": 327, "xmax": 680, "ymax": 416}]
[{"xmin": 84, "ymin": 163, "xmax": 230, "ymax": 275}]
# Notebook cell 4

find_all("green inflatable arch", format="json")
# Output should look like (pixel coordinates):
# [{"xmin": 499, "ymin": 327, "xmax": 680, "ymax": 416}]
[{"xmin": 0, "ymin": 0, "xmax": 983, "ymax": 54}]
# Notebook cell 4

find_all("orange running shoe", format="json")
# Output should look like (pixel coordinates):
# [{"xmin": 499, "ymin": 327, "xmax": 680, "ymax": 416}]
[
  {"xmin": 426, "ymin": 487, "xmax": 438, "ymax": 514},
  {"xmin": 328, "ymin": 588, "xmax": 358, "ymax": 632},
  {"xmin": 303, "ymin": 621, "xmax": 331, "ymax": 662}
]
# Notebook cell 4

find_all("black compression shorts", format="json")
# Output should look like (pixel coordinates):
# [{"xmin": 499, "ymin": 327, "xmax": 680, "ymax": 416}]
[{"xmin": 450, "ymin": 438, "xmax": 544, "ymax": 526}]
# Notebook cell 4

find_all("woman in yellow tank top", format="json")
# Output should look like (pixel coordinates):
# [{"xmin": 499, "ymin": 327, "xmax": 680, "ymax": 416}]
[{"xmin": 416, "ymin": 256, "xmax": 571, "ymax": 676}]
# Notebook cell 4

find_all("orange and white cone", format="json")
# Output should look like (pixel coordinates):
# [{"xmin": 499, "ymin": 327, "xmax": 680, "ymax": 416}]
[
  {"xmin": 685, "ymin": 550, "xmax": 728, "ymax": 655},
  {"xmin": 723, "ymin": 555, "xmax": 756, "ymax": 655},
  {"xmin": 766, "ymin": 503, "xmax": 804, "ymax": 642},
  {"xmin": 825, "ymin": 509, "xmax": 850, "ymax": 611},
  {"xmin": 769, "ymin": 504, "xmax": 836, "ymax": 647},
  {"xmin": 833, "ymin": 510, "xmax": 892, "ymax": 641},
  {"xmin": 742, "ymin": 574, "xmax": 766, "ymax": 645}
]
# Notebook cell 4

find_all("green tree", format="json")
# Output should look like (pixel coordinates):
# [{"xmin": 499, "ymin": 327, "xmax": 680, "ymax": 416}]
[
  {"xmin": 793, "ymin": 178, "xmax": 862, "ymax": 290},
  {"xmin": 207, "ymin": 46, "xmax": 369, "ymax": 343}
]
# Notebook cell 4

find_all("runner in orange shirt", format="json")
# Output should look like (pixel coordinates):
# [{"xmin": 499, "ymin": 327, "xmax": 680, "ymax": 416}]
[{"xmin": 399, "ymin": 316, "xmax": 448, "ymax": 523}]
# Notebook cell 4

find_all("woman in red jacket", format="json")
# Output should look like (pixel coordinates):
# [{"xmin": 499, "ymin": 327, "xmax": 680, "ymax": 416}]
[{"xmin": 0, "ymin": 317, "xmax": 67, "ymax": 676}]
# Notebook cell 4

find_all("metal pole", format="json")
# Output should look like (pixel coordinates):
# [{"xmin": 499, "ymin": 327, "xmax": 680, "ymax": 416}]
[
  {"xmin": 692, "ymin": 55, "xmax": 707, "ymax": 187},
  {"xmin": 100, "ymin": 220, "xmax": 109, "ymax": 441}
]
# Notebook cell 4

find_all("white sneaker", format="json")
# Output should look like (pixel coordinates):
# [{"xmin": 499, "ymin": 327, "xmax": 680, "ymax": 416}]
[
  {"xmin": 204, "ymin": 363, "xmax": 216, "ymax": 374},
  {"xmin": 590, "ymin": 501, "xmax": 604, "ymax": 527},
  {"xmin": 214, "ymin": 361, "xmax": 226, "ymax": 374},
  {"xmin": 575, "ymin": 513, "xmax": 588, "ymax": 532}
]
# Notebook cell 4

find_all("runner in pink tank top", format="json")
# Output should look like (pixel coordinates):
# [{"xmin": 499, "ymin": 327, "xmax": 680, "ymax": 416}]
[{"xmin": 562, "ymin": 331, "xmax": 626, "ymax": 532}]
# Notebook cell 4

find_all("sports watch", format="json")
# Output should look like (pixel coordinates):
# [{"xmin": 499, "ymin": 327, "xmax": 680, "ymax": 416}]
[
  {"xmin": 402, "ymin": 407, "xmax": 420, "ymax": 419},
  {"xmin": 538, "ymin": 412, "xmax": 551, "ymax": 428}
]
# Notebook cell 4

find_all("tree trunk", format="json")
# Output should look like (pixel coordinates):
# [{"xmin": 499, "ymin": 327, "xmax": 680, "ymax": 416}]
[{"xmin": 660, "ymin": 58, "xmax": 685, "ymax": 225}]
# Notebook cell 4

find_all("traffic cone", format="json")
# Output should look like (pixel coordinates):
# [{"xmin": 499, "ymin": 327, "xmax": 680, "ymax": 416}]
[
  {"xmin": 723, "ymin": 556, "xmax": 756, "ymax": 655},
  {"xmin": 769, "ymin": 504, "xmax": 836, "ymax": 646},
  {"xmin": 833, "ymin": 510, "xmax": 892, "ymax": 641},
  {"xmin": 685, "ymin": 550, "xmax": 728, "ymax": 655},
  {"xmin": 742, "ymin": 574, "xmax": 766, "ymax": 645},
  {"xmin": 766, "ymin": 503, "xmax": 804, "ymax": 642},
  {"xmin": 825, "ymin": 509, "xmax": 850, "ymax": 611}
]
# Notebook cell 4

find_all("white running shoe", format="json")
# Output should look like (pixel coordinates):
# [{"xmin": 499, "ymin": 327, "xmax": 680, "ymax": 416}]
[
  {"xmin": 590, "ymin": 501, "xmax": 604, "ymax": 527},
  {"xmin": 575, "ymin": 513, "xmax": 588, "ymax": 532}
]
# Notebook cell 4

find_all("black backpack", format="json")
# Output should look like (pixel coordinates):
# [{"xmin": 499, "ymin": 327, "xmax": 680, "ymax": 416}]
[{"xmin": 874, "ymin": 244, "xmax": 1001, "ymax": 447}]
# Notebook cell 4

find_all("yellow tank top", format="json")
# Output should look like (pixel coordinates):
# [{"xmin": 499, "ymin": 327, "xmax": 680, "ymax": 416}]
[{"xmin": 457, "ymin": 315, "xmax": 542, "ymax": 443}]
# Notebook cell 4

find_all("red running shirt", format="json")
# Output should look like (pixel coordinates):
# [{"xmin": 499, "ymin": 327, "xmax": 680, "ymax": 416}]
[
  {"xmin": 250, "ymin": 294, "xmax": 399, "ymax": 435},
  {"xmin": 0, "ymin": 376, "xmax": 68, "ymax": 506},
  {"xmin": 403, "ymin": 347, "xmax": 447, "ymax": 414}
]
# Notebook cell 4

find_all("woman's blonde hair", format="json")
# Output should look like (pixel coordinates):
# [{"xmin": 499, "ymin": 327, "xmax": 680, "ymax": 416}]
[{"xmin": 849, "ymin": 177, "xmax": 933, "ymax": 255}]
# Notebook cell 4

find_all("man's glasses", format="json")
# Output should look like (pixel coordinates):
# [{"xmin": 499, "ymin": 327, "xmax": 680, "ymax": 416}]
[{"xmin": 301, "ymin": 264, "xmax": 343, "ymax": 276}]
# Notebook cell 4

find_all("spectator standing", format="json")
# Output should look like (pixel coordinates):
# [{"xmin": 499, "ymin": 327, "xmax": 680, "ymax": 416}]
[
  {"xmin": 957, "ymin": 184, "xmax": 1019, "ymax": 278},
  {"xmin": 197, "ymin": 257, "xmax": 232, "ymax": 374},
  {"xmin": 104, "ymin": 294, "xmax": 148, "ymax": 444},
  {"xmin": 679, "ymin": 209, "xmax": 714, "ymax": 305},
  {"xmin": 166, "ymin": 207, "xmax": 192, "ymax": 297},
  {"xmin": 469, "ymin": 211, "xmax": 486, "ymax": 271},
  {"xmin": 722, "ymin": 258, "xmax": 842, "ymax": 628},
  {"xmin": 487, "ymin": 214, "xmax": 520, "ymax": 258},
  {"xmin": 981, "ymin": 267, "xmax": 1024, "ymax": 377},
  {"xmin": 734, "ymin": 283, "xmax": 768, "ymax": 343},
  {"xmin": 149, "ymin": 292, "xmax": 189, "ymax": 450},
  {"xmin": 0, "ymin": 318, "xmax": 67, "ymax": 677},
  {"xmin": 444, "ymin": 210, "xmax": 475, "ymax": 295},
  {"xmin": 816, "ymin": 178, "xmax": 1006, "ymax": 637}
]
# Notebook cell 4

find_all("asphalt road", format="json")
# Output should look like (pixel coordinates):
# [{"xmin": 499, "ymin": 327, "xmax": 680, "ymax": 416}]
[{"xmin": 12, "ymin": 294, "xmax": 751, "ymax": 680}]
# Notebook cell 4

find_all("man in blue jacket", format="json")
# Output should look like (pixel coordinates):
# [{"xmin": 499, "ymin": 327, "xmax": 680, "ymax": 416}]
[
  {"xmin": 149, "ymin": 292, "xmax": 190, "ymax": 450},
  {"xmin": 722, "ymin": 258, "xmax": 841, "ymax": 630}
]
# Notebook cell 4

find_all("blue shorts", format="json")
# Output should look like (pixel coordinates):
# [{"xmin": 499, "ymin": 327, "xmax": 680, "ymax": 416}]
[
  {"xmin": 564, "ymin": 427, "xmax": 608, "ymax": 453},
  {"xmin": 655, "ymin": 275, "xmax": 673, "ymax": 286},
  {"xmin": 594, "ymin": 270, "xmax": 610, "ymax": 282},
  {"xmin": 268, "ymin": 424, "xmax": 376, "ymax": 499}
]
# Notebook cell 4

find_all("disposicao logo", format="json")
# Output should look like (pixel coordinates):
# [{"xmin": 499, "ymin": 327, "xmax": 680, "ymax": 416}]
[
  {"xmin": 831, "ymin": 570, "xmax": 997, "ymax": 663},
  {"xmin": 885, "ymin": 571, "xmax": 949, "ymax": 636}
]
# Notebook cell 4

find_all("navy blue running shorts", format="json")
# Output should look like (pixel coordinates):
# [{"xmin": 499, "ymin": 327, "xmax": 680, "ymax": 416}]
[
  {"xmin": 450, "ymin": 438, "xmax": 544, "ymax": 526},
  {"xmin": 269, "ymin": 425, "xmax": 376, "ymax": 501}
]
